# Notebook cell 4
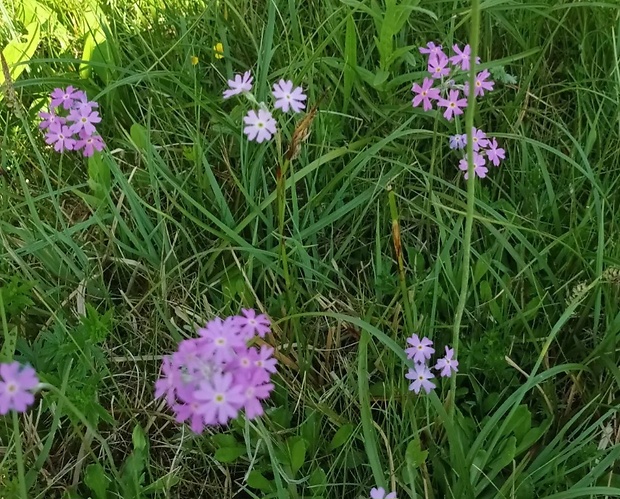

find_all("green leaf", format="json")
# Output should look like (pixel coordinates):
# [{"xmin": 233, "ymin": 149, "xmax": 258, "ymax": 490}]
[
  {"xmin": 132, "ymin": 424, "xmax": 148, "ymax": 452},
  {"xmin": 329, "ymin": 424, "xmax": 355, "ymax": 451},
  {"xmin": 0, "ymin": 326, "xmax": 17, "ymax": 363},
  {"xmin": 246, "ymin": 471, "xmax": 274, "ymax": 492},
  {"xmin": 343, "ymin": 13, "xmax": 358, "ymax": 113},
  {"xmin": 0, "ymin": 22, "xmax": 41, "ymax": 97},
  {"xmin": 287, "ymin": 437, "xmax": 307, "ymax": 477},
  {"xmin": 130, "ymin": 123, "xmax": 149, "ymax": 150},
  {"xmin": 308, "ymin": 467, "xmax": 327, "ymax": 496},
  {"xmin": 211, "ymin": 434, "xmax": 237, "ymax": 448},
  {"xmin": 87, "ymin": 153, "xmax": 111, "ymax": 207},
  {"xmin": 405, "ymin": 438, "xmax": 428, "ymax": 468},
  {"xmin": 214, "ymin": 446, "xmax": 246, "ymax": 463},
  {"xmin": 84, "ymin": 463, "xmax": 110, "ymax": 499}
]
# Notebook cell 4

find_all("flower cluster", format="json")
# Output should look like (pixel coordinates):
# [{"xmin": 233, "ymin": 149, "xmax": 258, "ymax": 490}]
[
  {"xmin": 371, "ymin": 487, "xmax": 397, "ymax": 499},
  {"xmin": 0, "ymin": 361, "xmax": 39, "ymax": 415},
  {"xmin": 39, "ymin": 86, "xmax": 105, "ymax": 157},
  {"xmin": 404, "ymin": 334, "xmax": 458, "ymax": 394},
  {"xmin": 411, "ymin": 42, "xmax": 506, "ymax": 179},
  {"xmin": 155, "ymin": 309, "xmax": 277, "ymax": 433},
  {"xmin": 222, "ymin": 70, "xmax": 306, "ymax": 143}
]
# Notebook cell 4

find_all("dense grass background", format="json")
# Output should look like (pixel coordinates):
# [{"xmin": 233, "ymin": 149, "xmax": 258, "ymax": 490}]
[{"xmin": 2, "ymin": 0, "xmax": 620, "ymax": 497}]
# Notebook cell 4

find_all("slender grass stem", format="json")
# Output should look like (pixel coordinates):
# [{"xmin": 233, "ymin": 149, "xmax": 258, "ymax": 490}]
[
  {"xmin": 451, "ymin": 0, "xmax": 482, "ymax": 416},
  {"xmin": 13, "ymin": 411, "xmax": 27, "ymax": 499}
]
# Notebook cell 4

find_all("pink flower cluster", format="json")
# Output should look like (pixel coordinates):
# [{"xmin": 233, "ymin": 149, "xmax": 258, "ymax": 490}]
[
  {"xmin": 222, "ymin": 70, "xmax": 306, "ymax": 143},
  {"xmin": 411, "ymin": 42, "xmax": 506, "ymax": 179},
  {"xmin": 404, "ymin": 334, "xmax": 458, "ymax": 394},
  {"xmin": 155, "ymin": 309, "xmax": 277, "ymax": 433},
  {"xmin": 0, "ymin": 361, "xmax": 39, "ymax": 414},
  {"xmin": 39, "ymin": 86, "xmax": 105, "ymax": 157}
]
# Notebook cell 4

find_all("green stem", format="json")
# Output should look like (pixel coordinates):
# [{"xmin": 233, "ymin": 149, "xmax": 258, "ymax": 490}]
[
  {"xmin": 388, "ymin": 187, "xmax": 415, "ymax": 333},
  {"xmin": 451, "ymin": 0, "xmax": 481, "ymax": 415},
  {"xmin": 13, "ymin": 411, "xmax": 27, "ymax": 499}
]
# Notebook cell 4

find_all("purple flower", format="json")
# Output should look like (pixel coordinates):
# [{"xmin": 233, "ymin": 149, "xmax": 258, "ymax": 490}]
[
  {"xmin": 411, "ymin": 77, "xmax": 441, "ymax": 111},
  {"xmin": 405, "ymin": 364, "xmax": 435, "ymax": 394},
  {"xmin": 223, "ymin": 71, "xmax": 253, "ymax": 99},
  {"xmin": 437, "ymin": 90, "xmax": 467, "ymax": 120},
  {"xmin": 234, "ymin": 309, "xmax": 271, "ymax": 338},
  {"xmin": 449, "ymin": 133, "xmax": 467, "ymax": 150},
  {"xmin": 44, "ymin": 124, "xmax": 76, "ymax": 152},
  {"xmin": 405, "ymin": 334, "xmax": 435, "ymax": 364},
  {"xmin": 0, "ymin": 362, "xmax": 39, "ymax": 414},
  {"xmin": 370, "ymin": 487, "xmax": 397, "ymax": 499},
  {"xmin": 428, "ymin": 53, "xmax": 450, "ymax": 79},
  {"xmin": 174, "ymin": 391, "xmax": 207, "ymax": 433},
  {"xmin": 154, "ymin": 356, "xmax": 179, "ymax": 406},
  {"xmin": 67, "ymin": 107, "xmax": 101, "ymax": 136},
  {"xmin": 449, "ymin": 44, "xmax": 480, "ymax": 71},
  {"xmin": 485, "ymin": 138, "xmax": 506, "ymax": 166},
  {"xmin": 243, "ymin": 109, "xmax": 277, "ymax": 143},
  {"xmin": 73, "ymin": 93, "xmax": 99, "ymax": 113},
  {"xmin": 469, "ymin": 127, "xmax": 489, "ymax": 151},
  {"xmin": 435, "ymin": 346, "xmax": 459, "ymax": 378},
  {"xmin": 419, "ymin": 42, "xmax": 444, "ymax": 59},
  {"xmin": 195, "ymin": 372, "xmax": 245, "ymax": 425},
  {"xmin": 38, "ymin": 110, "xmax": 65, "ymax": 130},
  {"xmin": 241, "ymin": 371, "xmax": 274, "ymax": 419},
  {"xmin": 459, "ymin": 152, "xmax": 488, "ymax": 180},
  {"xmin": 50, "ymin": 86, "xmax": 81, "ymax": 110},
  {"xmin": 254, "ymin": 345, "xmax": 277, "ymax": 382},
  {"xmin": 75, "ymin": 132, "xmax": 105, "ymax": 157},
  {"xmin": 464, "ymin": 69, "xmax": 495, "ymax": 97},
  {"xmin": 198, "ymin": 317, "xmax": 246, "ymax": 363},
  {"xmin": 272, "ymin": 80, "xmax": 306, "ymax": 113}
]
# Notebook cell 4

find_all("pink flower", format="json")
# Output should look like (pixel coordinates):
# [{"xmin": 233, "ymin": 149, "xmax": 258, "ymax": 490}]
[
  {"xmin": 449, "ymin": 133, "xmax": 467, "ymax": 150},
  {"xmin": 243, "ymin": 109, "xmax": 277, "ymax": 143},
  {"xmin": 223, "ymin": 71, "xmax": 253, "ymax": 99},
  {"xmin": 405, "ymin": 364, "xmax": 435, "ymax": 394},
  {"xmin": 0, "ymin": 362, "xmax": 39, "ymax": 414},
  {"xmin": 464, "ymin": 69, "xmax": 495, "ymax": 97},
  {"xmin": 272, "ymin": 80, "xmax": 306, "ymax": 113},
  {"xmin": 234, "ymin": 309, "xmax": 271, "ymax": 338},
  {"xmin": 459, "ymin": 152, "xmax": 488, "ymax": 180},
  {"xmin": 411, "ymin": 77, "xmax": 441, "ymax": 111},
  {"xmin": 241, "ymin": 371, "xmax": 274, "ymax": 419},
  {"xmin": 195, "ymin": 373, "xmax": 245, "ymax": 425},
  {"xmin": 67, "ymin": 107, "xmax": 101, "ymax": 136},
  {"xmin": 435, "ymin": 346, "xmax": 459, "ymax": 378},
  {"xmin": 50, "ymin": 86, "xmax": 80, "ymax": 110},
  {"xmin": 469, "ymin": 127, "xmax": 489, "ymax": 151},
  {"xmin": 405, "ymin": 334, "xmax": 435, "ymax": 364},
  {"xmin": 45, "ymin": 124, "xmax": 76, "ymax": 152},
  {"xmin": 485, "ymin": 138, "xmax": 506, "ymax": 166},
  {"xmin": 198, "ymin": 317, "xmax": 246, "ymax": 363},
  {"xmin": 449, "ymin": 44, "xmax": 480, "ymax": 71},
  {"xmin": 72, "ymin": 93, "xmax": 99, "ymax": 113},
  {"xmin": 437, "ymin": 90, "xmax": 467, "ymax": 120},
  {"xmin": 428, "ymin": 53, "xmax": 450, "ymax": 79},
  {"xmin": 38, "ymin": 110, "xmax": 66, "ymax": 130},
  {"xmin": 419, "ymin": 42, "xmax": 444, "ymax": 59},
  {"xmin": 75, "ymin": 132, "xmax": 105, "ymax": 157},
  {"xmin": 370, "ymin": 487, "xmax": 397, "ymax": 499}
]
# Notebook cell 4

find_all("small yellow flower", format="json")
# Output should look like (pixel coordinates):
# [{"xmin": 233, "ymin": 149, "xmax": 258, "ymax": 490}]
[
  {"xmin": 213, "ymin": 42, "xmax": 224, "ymax": 59},
  {"xmin": 190, "ymin": 56, "xmax": 199, "ymax": 66}
]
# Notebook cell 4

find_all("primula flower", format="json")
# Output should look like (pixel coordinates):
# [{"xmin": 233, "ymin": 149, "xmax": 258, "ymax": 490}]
[
  {"xmin": 75, "ymin": 132, "xmax": 105, "ymax": 157},
  {"xmin": 45, "ymin": 124, "xmax": 76, "ymax": 152},
  {"xmin": 419, "ymin": 42, "xmax": 444, "ymax": 59},
  {"xmin": 449, "ymin": 133, "xmax": 467, "ymax": 150},
  {"xmin": 155, "ymin": 310, "xmax": 277, "ymax": 432},
  {"xmin": 449, "ymin": 44, "xmax": 480, "ymax": 71},
  {"xmin": 485, "ymin": 138, "xmax": 506, "ymax": 166},
  {"xmin": 223, "ymin": 71, "xmax": 253, "ymax": 99},
  {"xmin": 459, "ymin": 152, "xmax": 488, "ymax": 180},
  {"xmin": 67, "ymin": 108, "xmax": 102, "ymax": 136},
  {"xmin": 465, "ymin": 69, "xmax": 495, "ymax": 97},
  {"xmin": 0, "ymin": 362, "xmax": 39, "ymax": 414},
  {"xmin": 234, "ymin": 309, "xmax": 271, "ymax": 338},
  {"xmin": 370, "ymin": 487, "xmax": 397, "ymax": 499},
  {"xmin": 243, "ymin": 109, "xmax": 277, "ymax": 143},
  {"xmin": 405, "ymin": 334, "xmax": 435, "ymax": 364},
  {"xmin": 437, "ymin": 90, "xmax": 467, "ymax": 120},
  {"xmin": 469, "ymin": 127, "xmax": 489, "ymax": 151},
  {"xmin": 411, "ymin": 77, "xmax": 441, "ymax": 111},
  {"xmin": 405, "ymin": 364, "xmax": 435, "ymax": 394},
  {"xmin": 428, "ymin": 53, "xmax": 450, "ymax": 79},
  {"xmin": 272, "ymin": 79, "xmax": 307, "ymax": 113},
  {"xmin": 38, "ymin": 110, "xmax": 65, "ymax": 130},
  {"xmin": 435, "ymin": 346, "xmax": 459, "ymax": 378},
  {"xmin": 50, "ymin": 86, "xmax": 80, "ymax": 110}
]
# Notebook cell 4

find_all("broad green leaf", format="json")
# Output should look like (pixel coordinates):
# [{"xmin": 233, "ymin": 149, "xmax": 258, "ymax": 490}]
[
  {"xmin": 329, "ymin": 423, "xmax": 355, "ymax": 451},
  {"xmin": 308, "ymin": 467, "xmax": 327, "ymax": 496},
  {"xmin": 214, "ymin": 446, "xmax": 246, "ymax": 463},
  {"xmin": 0, "ymin": 22, "xmax": 41, "ymax": 96},
  {"xmin": 287, "ymin": 437, "xmax": 307, "ymax": 477},
  {"xmin": 246, "ymin": 471, "xmax": 274, "ymax": 492},
  {"xmin": 0, "ymin": 326, "xmax": 17, "ymax": 363},
  {"xmin": 84, "ymin": 463, "xmax": 111, "ymax": 499},
  {"xmin": 405, "ymin": 438, "xmax": 428, "ymax": 468}
]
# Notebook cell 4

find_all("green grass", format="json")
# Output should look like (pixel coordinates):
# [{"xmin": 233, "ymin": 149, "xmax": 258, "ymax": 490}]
[{"xmin": 2, "ymin": 0, "xmax": 620, "ymax": 497}]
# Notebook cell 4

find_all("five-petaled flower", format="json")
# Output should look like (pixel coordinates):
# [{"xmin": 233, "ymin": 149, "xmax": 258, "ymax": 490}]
[
  {"xmin": 437, "ymin": 89, "xmax": 467, "ymax": 120},
  {"xmin": 0, "ymin": 362, "xmax": 39, "ymax": 415},
  {"xmin": 435, "ymin": 346, "xmax": 459, "ymax": 378},
  {"xmin": 223, "ymin": 71, "xmax": 253, "ymax": 99},
  {"xmin": 486, "ymin": 138, "xmax": 506, "ymax": 166},
  {"xmin": 243, "ymin": 109, "xmax": 277, "ymax": 143},
  {"xmin": 449, "ymin": 44, "xmax": 480, "ymax": 71},
  {"xmin": 370, "ymin": 487, "xmax": 397, "ymax": 499},
  {"xmin": 272, "ymin": 79, "xmax": 307, "ymax": 113},
  {"xmin": 459, "ymin": 152, "xmax": 488, "ymax": 180},
  {"xmin": 465, "ymin": 69, "xmax": 495, "ymax": 97},
  {"xmin": 405, "ymin": 334, "xmax": 435, "ymax": 364},
  {"xmin": 411, "ymin": 77, "xmax": 441, "ymax": 111},
  {"xmin": 428, "ymin": 53, "xmax": 451, "ymax": 79},
  {"xmin": 406, "ymin": 364, "xmax": 436, "ymax": 394}
]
